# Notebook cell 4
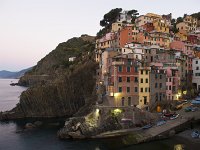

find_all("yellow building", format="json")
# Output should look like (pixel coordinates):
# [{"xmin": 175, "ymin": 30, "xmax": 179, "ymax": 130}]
[
  {"xmin": 176, "ymin": 15, "xmax": 198, "ymax": 33},
  {"xmin": 183, "ymin": 15, "xmax": 198, "ymax": 32},
  {"xmin": 146, "ymin": 13, "xmax": 162, "ymax": 19},
  {"xmin": 153, "ymin": 18, "xmax": 169, "ymax": 33},
  {"xmin": 176, "ymin": 22, "xmax": 189, "ymax": 34},
  {"xmin": 111, "ymin": 22, "xmax": 123, "ymax": 32},
  {"xmin": 138, "ymin": 67, "xmax": 150, "ymax": 108},
  {"xmin": 175, "ymin": 32, "xmax": 187, "ymax": 41},
  {"xmin": 135, "ymin": 13, "xmax": 161, "ymax": 27}
]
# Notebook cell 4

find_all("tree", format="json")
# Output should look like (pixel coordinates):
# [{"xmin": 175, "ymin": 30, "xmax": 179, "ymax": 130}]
[
  {"xmin": 97, "ymin": 8, "xmax": 122, "ymax": 38},
  {"xmin": 191, "ymin": 12, "xmax": 200, "ymax": 20},
  {"xmin": 171, "ymin": 19, "xmax": 176, "ymax": 25},
  {"xmin": 127, "ymin": 9, "xmax": 139, "ymax": 23},
  {"xmin": 183, "ymin": 13, "xmax": 187, "ymax": 18},
  {"xmin": 100, "ymin": 8, "xmax": 122, "ymax": 28},
  {"xmin": 176, "ymin": 17, "xmax": 183, "ymax": 24}
]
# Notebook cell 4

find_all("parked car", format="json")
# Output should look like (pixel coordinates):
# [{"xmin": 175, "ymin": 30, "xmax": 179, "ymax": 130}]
[
  {"xmin": 164, "ymin": 112, "xmax": 176, "ymax": 117},
  {"xmin": 185, "ymin": 106, "xmax": 198, "ymax": 112},
  {"xmin": 142, "ymin": 124, "xmax": 153, "ymax": 130},
  {"xmin": 191, "ymin": 130, "xmax": 200, "ymax": 138},
  {"xmin": 185, "ymin": 106, "xmax": 192, "ymax": 112},
  {"xmin": 156, "ymin": 120, "xmax": 166, "ymax": 126},
  {"xmin": 192, "ymin": 107, "xmax": 198, "ymax": 112}
]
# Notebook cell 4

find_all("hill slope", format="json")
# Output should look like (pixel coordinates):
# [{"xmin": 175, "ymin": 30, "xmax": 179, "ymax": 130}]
[
  {"xmin": 0, "ymin": 68, "xmax": 32, "ymax": 79},
  {"xmin": 0, "ymin": 35, "xmax": 97, "ymax": 120}
]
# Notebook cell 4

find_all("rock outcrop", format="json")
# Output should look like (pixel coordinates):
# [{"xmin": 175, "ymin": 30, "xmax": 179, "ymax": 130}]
[
  {"xmin": 0, "ymin": 35, "xmax": 97, "ymax": 120},
  {"xmin": 57, "ymin": 110, "xmax": 122, "ymax": 139}
]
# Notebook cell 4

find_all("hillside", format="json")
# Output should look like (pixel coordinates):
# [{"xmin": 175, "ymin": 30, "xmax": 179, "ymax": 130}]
[
  {"xmin": 0, "ymin": 68, "xmax": 32, "ymax": 79},
  {"xmin": 0, "ymin": 35, "xmax": 98, "ymax": 120}
]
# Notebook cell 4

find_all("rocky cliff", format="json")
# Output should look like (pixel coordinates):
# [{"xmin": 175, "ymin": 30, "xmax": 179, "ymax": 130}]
[{"xmin": 0, "ymin": 35, "xmax": 98, "ymax": 120}]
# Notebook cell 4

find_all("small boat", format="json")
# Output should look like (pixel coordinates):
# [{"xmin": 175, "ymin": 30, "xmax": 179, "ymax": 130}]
[
  {"xmin": 191, "ymin": 130, "xmax": 200, "ymax": 138},
  {"xmin": 142, "ymin": 124, "xmax": 152, "ymax": 129}
]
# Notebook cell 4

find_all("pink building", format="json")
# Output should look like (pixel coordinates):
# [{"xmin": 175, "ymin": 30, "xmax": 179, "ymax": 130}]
[{"xmin": 170, "ymin": 41, "xmax": 186, "ymax": 54}]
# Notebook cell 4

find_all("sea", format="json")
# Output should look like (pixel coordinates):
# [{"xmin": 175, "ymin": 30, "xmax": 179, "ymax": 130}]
[{"xmin": 0, "ymin": 79, "xmax": 199, "ymax": 150}]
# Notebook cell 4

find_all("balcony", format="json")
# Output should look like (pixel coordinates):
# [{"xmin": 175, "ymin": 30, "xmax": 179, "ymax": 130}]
[{"xmin": 112, "ymin": 61, "xmax": 125, "ymax": 66}]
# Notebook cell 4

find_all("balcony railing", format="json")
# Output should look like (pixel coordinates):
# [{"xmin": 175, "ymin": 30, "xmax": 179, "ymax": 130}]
[{"xmin": 112, "ymin": 61, "xmax": 125, "ymax": 66}]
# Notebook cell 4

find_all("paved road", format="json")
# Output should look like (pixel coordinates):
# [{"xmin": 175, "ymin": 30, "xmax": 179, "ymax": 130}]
[{"xmin": 93, "ymin": 102, "xmax": 200, "ymax": 139}]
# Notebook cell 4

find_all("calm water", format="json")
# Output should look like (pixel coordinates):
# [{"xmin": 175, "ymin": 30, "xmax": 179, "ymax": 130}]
[
  {"xmin": 0, "ymin": 79, "xmax": 26, "ymax": 111},
  {"xmin": 0, "ymin": 79, "xmax": 199, "ymax": 150}
]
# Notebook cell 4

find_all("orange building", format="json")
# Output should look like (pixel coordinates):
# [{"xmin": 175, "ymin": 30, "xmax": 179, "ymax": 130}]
[
  {"xmin": 118, "ymin": 25, "xmax": 133, "ymax": 48},
  {"xmin": 141, "ymin": 23, "xmax": 154, "ymax": 33},
  {"xmin": 136, "ymin": 32, "xmax": 170, "ymax": 48}
]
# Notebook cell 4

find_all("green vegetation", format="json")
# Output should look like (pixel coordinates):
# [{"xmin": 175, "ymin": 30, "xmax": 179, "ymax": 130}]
[
  {"xmin": 97, "ymin": 8, "xmax": 139, "ymax": 38},
  {"xmin": 22, "ymin": 37, "xmax": 95, "ymax": 76},
  {"xmin": 176, "ymin": 17, "xmax": 183, "ymax": 24},
  {"xmin": 127, "ymin": 9, "xmax": 139, "ymax": 23},
  {"xmin": 16, "ymin": 35, "xmax": 98, "ymax": 118},
  {"xmin": 97, "ymin": 8, "xmax": 122, "ymax": 38}
]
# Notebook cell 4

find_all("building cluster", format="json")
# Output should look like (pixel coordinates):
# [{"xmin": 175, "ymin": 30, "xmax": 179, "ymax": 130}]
[{"xmin": 95, "ymin": 11, "xmax": 200, "ymax": 109}]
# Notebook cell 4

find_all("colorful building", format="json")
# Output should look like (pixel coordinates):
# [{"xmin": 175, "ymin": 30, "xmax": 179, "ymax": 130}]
[
  {"xmin": 107, "ymin": 54, "xmax": 140, "ymax": 106},
  {"xmin": 138, "ymin": 66, "xmax": 150, "ymax": 108},
  {"xmin": 118, "ymin": 24, "xmax": 133, "ymax": 48},
  {"xmin": 153, "ymin": 18, "xmax": 169, "ymax": 33},
  {"xmin": 149, "ymin": 68, "xmax": 167, "ymax": 105}
]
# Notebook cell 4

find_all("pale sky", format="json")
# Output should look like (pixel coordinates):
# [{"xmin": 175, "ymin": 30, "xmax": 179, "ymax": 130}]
[{"xmin": 0, "ymin": 0, "xmax": 199, "ymax": 71}]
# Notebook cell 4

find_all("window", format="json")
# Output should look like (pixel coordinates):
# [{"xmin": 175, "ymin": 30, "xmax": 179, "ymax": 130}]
[
  {"xmin": 141, "ymin": 78, "xmax": 143, "ymax": 83},
  {"xmin": 196, "ymin": 61, "xmax": 198, "ymax": 64},
  {"xmin": 134, "ymin": 77, "xmax": 138, "ymax": 82},
  {"xmin": 127, "ymin": 77, "xmax": 130, "ymax": 82},
  {"xmin": 160, "ymin": 93, "xmax": 162, "ymax": 101},
  {"xmin": 160, "ymin": 75, "xmax": 162, "ymax": 79},
  {"xmin": 140, "ymin": 88, "xmax": 143, "ymax": 92},
  {"xmin": 160, "ymin": 83, "xmax": 162, "ymax": 88},
  {"xmin": 118, "ymin": 66, "xmax": 122, "ymax": 72},
  {"xmin": 169, "ymin": 86, "xmax": 171, "ymax": 90},
  {"xmin": 196, "ymin": 73, "xmax": 200, "ymax": 76},
  {"xmin": 119, "ymin": 87, "xmax": 122, "ymax": 92},
  {"xmin": 144, "ymin": 96, "xmax": 147, "ymax": 105},
  {"xmin": 145, "ymin": 87, "xmax": 148, "ymax": 92},
  {"xmin": 169, "ymin": 78, "xmax": 172, "ymax": 82},
  {"xmin": 121, "ymin": 97, "xmax": 125, "ymax": 106},
  {"xmin": 146, "ymin": 78, "xmax": 148, "ymax": 83},
  {"xmin": 135, "ymin": 87, "xmax": 138, "ymax": 92},
  {"xmin": 155, "ymin": 83, "xmax": 158, "ymax": 88},
  {"xmin": 135, "ymin": 67, "xmax": 138, "ymax": 72},
  {"xmin": 127, "ymin": 87, "xmax": 130, "ymax": 93},
  {"xmin": 146, "ymin": 70, "xmax": 148, "ymax": 75},
  {"xmin": 118, "ymin": 77, "xmax": 122, "ymax": 82},
  {"xmin": 155, "ymin": 74, "xmax": 158, "ymax": 79},
  {"xmin": 173, "ymin": 86, "xmax": 176, "ymax": 92},
  {"xmin": 127, "ymin": 67, "xmax": 131, "ymax": 72},
  {"xmin": 196, "ymin": 67, "xmax": 199, "ymax": 70},
  {"xmin": 141, "ymin": 70, "xmax": 143, "ymax": 74},
  {"xmin": 151, "ymin": 56, "xmax": 153, "ymax": 62},
  {"xmin": 156, "ymin": 93, "xmax": 158, "ymax": 101},
  {"xmin": 128, "ymin": 97, "xmax": 131, "ymax": 106}
]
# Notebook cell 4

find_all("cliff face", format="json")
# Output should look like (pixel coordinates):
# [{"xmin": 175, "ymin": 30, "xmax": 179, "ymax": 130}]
[
  {"xmin": 19, "ymin": 35, "xmax": 95, "ymax": 86},
  {"xmin": 0, "ymin": 35, "xmax": 98, "ymax": 120}
]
